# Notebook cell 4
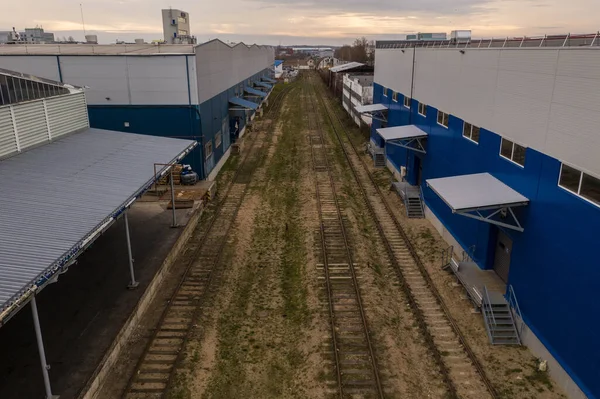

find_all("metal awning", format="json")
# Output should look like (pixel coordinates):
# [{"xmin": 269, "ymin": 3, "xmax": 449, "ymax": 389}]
[
  {"xmin": 426, "ymin": 173, "xmax": 530, "ymax": 232},
  {"xmin": 0, "ymin": 128, "xmax": 197, "ymax": 324},
  {"xmin": 254, "ymin": 82, "xmax": 272, "ymax": 90},
  {"xmin": 356, "ymin": 103, "xmax": 388, "ymax": 122},
  {"xmin": 377, "ymin": 125, "xmax": 428, "ymax": 153},
  {"xmin": 330, "ymin": 62, "xmax": 365, "ymax": 73},
  {"xmin": 229, "ymin": 96, "xmax": 258, "ymax": 111},
  {"xmin": 244, "ymin": 86, "xmax": 267, "ymax": 98},
  {"xmin": 261, "ymin": 77, "xmax": 277, "ymax": 84}
]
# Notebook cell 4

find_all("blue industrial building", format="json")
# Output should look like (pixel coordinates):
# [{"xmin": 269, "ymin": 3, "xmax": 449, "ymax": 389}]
[
  {"xmin": 366, "ymin": 39, "xmax": 600, "ymax": 399},
  {"xmin": 0, "ymin": 40, "xmax": 275, "ymax": 180}
]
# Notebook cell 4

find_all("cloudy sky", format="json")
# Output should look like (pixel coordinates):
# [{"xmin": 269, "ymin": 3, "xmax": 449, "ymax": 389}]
[{"xmin": 2, "ymin": 0, "xmax": 597, "ymax": 45}]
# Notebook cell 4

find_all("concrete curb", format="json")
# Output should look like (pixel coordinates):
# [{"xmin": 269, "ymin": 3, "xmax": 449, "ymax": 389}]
[{"xmin": 78, "ymin": 203, "xmax": 205, "ymax": 399}]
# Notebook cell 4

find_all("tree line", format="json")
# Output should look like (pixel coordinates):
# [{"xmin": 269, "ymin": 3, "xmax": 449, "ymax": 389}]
[{"xmin": 334, "ymin": 37, "xmax": 375, "ymax": 65}]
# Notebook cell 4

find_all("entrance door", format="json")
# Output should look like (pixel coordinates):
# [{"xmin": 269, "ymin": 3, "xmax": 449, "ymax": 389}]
[
  {"xmin": 494, "ymin": 230, "xmax": 513, "ymax": 283},
  {"xmin": 414, "ymin": 156, "xmax": 423, "ymax": 186}
]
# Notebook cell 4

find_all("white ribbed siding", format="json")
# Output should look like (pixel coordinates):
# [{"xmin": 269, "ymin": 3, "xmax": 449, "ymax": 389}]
[
  {"xmin": 374, "ymin": 48, "xmax": 414, "ymax": 96},
  {"xmin": 0, "ymin": 92, "xmax": 88, "ymax": 159},
  {"xmin": 374, "ymin": 47, "xmax": 600, "ymax": 177},
  {"xmin": 195, "ymin": 40, "xmax": 274, "ymax": 104}
]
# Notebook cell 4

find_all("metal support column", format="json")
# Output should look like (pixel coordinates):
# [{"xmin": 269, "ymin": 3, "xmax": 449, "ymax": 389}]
[
  {"xmin": 170, "ymin": 167, "xmax": 178, "ymax": 228},
  {"xmin": 31, "ymin": 296, "xmax": 57, "ymax": 399},
  {"xmin": 124, "ymin": 212, "xmax": 139, "ymax": 289}
]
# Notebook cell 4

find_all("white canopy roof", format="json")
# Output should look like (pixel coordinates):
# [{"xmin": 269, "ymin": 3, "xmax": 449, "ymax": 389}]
[
  {"xmin": 376, "ymin": 125, "xmax": 428, "ymax": 141},
  {"xmin": 355, "ymin": 103, "xmax": 388, "ymax": 113},
  {"xmin": 330, "ymin": 62, "xmax": 365, "ymax": 73},
  {"xmin": 427, "ymin": 173, "xmax": 529, "ymax": 212}
]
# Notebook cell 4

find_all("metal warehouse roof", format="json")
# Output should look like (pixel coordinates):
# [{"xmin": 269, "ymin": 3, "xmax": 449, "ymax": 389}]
[
  {"xmin": 377, "ymin": 125, "xmax": 428, "ymax": 141},
  {"xmin": 330, "ymin": 62, "xmax": 365, "ymax": 73},
  {"xmin": 0, "ymin": 128, "xmax": 196, "ymax": 323},
  {"xmin": 426, "ymin": 173, "xmax": 529, "ymax": 213},
  {"xmin": 356, "ymin": 104, "xmax": 388, "ymax": 113}
]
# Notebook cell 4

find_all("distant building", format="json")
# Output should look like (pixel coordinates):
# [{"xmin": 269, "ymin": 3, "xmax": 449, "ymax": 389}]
[
  {"xmin": 0, "ymin": 27, "xmax": 55, "ymax": 44},
  {"xmin": 22, "ymin": 27, "xmax": 55, "ymax": 43},
  {"xmin": 162, "ymin": 9, "xmax": 196, "ymax": 44},
  {"xmin": 274, "ymin": 60, "xmax": 284, "ymax": 79},
  {"xmin": 406, "ymin": 32, "xmax": 447, "ymax": 41},
  {"xmin": 342, "ymin": 74, "xmax": 374, "ymax": 128},
  {"xmin": 292, "ymin": 47, "xmax": 333, "ymax": 57}
]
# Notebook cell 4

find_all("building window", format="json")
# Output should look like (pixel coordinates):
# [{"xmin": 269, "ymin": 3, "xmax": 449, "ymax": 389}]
[
  {"xmin": 383, "ymin": 87, "xmax": 388, "ymax": 97},
  {"xmin": 500, "ymin": 138, "xmax": 526, "ymax": 167},
  {"xmin": 403, "ymin": 96, "xmax": 411, "ymax": 108},
  {"xmin": 392, "ymin": 91, "xmax": 398, "ymax": 102},
  {"xmin": 559, "ymin": 164, "xmax": 600, "ymax": 206},
  {"xmin": 462, "ymin": 122, "xmax": 480, "ymax": 143},
  {"xmin": 204, "ymin": 141, "xmax": 213, "ymax": 159},
  {"xmin": 215, "ymin": 131, "xmax": 222, "ymax": 148},
  {"xmin": 418, "ymin": 102, "xmax": 427, "ymax": 116},
  {"xmin": 437, "ymin": 110, "xmax": 449, "ymax": 128}
]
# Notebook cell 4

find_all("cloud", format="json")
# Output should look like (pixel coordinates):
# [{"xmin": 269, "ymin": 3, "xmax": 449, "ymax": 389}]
[{"xmin": 245, "ymin": 0, "xmax": 494, "ymax": 15}]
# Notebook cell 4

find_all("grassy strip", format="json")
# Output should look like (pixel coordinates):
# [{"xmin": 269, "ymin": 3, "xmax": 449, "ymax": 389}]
[{"xmin": 203, "ymin": 84, "xmax": 310, "ymax": 398}]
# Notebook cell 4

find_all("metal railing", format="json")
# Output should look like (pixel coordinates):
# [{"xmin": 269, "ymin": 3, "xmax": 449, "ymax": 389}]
[
  {"xmin": 462, "ymin": 245, "xmax": 476, "ymax": 262},
  {"xmin": 419, "ymin": 184, "xmax": 426, "ymax": 216},
  {"xmin": 441, "ymin": 245, "xmax": 453, "ymax": 269},
  {"xmin": 507, "ymin": 285, "xmax": 524, "ymax": 337},
  {"xmin": 376, "ymin": 32, "xmax": 600, "ymax": 49},
  {"xmin": 482, "ymin": 286, "xmax": 497, "ymax": 326}
]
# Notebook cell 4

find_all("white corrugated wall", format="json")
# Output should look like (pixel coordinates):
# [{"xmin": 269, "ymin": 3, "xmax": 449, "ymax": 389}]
[
  {"xmin": 374, "ymin": 47, "xmax": 600, "ymax": 178},
  {"xmin": 0, "ymin": 91, "xmax": 89, "ymax": 159}
]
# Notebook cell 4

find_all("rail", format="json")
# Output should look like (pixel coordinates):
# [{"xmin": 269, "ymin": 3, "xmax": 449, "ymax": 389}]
[
  {"xmin": 304, "ymin": 73, "xmax": 384, "ymax": 398},
  {"xmin": 312, "ymin": 73, "xmax": 498, "ymax": 398},
  {"xmin": 121, "ymin": 84, "xmax": 293, "ymax": 399}
]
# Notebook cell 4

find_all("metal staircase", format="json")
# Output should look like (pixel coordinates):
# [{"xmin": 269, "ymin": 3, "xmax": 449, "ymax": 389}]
[
  {"xmin": 373, "ymin": 152, "xmax": 386, "ymax": 167},
  {"xmin": 405, "ymin": 186, "xmax": 425, "ymax": 218},
  {"xmin": 367, "ymin": 142, "xmax": 386, "ymax": 168},
  {"xmin": 482, "ymin": 287, "xmax": 521, "ymax": 345}
]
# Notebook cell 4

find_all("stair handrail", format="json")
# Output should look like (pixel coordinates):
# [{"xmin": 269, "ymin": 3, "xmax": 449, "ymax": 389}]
[
  {"xmin": 419, "ymin": 185, "xmax": 426, "ymax": 214},
  {"xmin": 483, "ymin": 285, "xmax": 496, "ymax": 327},
  {"xmin": 441, "ymin": 245, "xmax": 453, "ymax": 269},
  {"xmin": 507, "ymin": 285, "xmax": 524, "ymax": 336},
  {"xmin": 462, "ymin": 245, "xmax": 476, "ymax": 262}
]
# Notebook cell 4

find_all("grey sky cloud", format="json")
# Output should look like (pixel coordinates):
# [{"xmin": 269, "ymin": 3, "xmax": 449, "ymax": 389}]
[
  {"xmin": 1, "ymin": 0, "xmax": 597, "ymax": 45},
  {"xmin": 248, "ymin": 0, "xmax": 494, "ymax": 14}
]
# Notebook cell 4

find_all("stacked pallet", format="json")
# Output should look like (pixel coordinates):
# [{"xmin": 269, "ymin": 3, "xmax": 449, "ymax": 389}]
[
  {"xmin": 171, "ymin": 165, "xmax": 183, "ymax": 185},
  {"xmin": 158, "ymin": 164, "xmax": 183, "ymax": 185}
]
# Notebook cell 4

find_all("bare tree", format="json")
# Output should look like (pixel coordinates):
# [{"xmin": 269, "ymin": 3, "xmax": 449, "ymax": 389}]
[
  {"xmin": 334, "ymin": 37, "xmax": 370, "ymax": 63},
  {"xmin": 68, "ymin": 36, "xmax": 75, "ymax": 42}
]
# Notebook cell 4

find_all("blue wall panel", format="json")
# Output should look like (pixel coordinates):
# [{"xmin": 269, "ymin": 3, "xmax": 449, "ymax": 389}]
[{"xmin": 373, "ymin": 81, "xmax": 600, "ymax": 398}]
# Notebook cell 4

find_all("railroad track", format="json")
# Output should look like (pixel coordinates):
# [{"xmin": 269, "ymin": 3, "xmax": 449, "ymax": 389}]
[
  {"xmin": 303, "ymin": 76, "xmax": 384, "ymax": 398},
  {"xmin": 122, "ymin": 84, "xmax": 292, "ymax": 399},
  {"xmin": 310, "ymin": 72, "xmax": 498, "ymax": 399}
]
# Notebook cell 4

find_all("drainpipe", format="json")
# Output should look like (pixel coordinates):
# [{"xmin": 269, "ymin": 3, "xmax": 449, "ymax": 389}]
[{"xmin": 408, "ymin": 46, "xmax": 416, "ymax": 125}]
